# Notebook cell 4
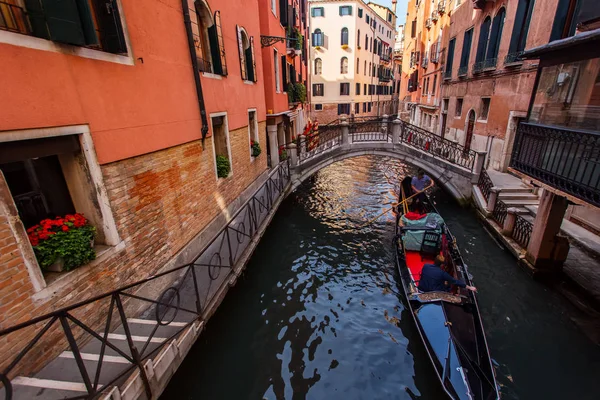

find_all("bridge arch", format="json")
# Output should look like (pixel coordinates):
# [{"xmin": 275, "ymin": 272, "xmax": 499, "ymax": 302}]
[{"xmin": 289, "ymin": 146, "xmax": 473, "ymax": 203}]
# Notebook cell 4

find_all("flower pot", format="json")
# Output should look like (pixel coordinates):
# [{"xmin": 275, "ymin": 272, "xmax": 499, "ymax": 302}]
[{"xmin": 47, "ymin": 257, "xmax": 66, "ymax": 272}]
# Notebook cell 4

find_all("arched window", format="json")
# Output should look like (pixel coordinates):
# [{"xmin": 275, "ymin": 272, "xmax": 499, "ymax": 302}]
[
  {"xmin": 314, "ymin": 58, "xmax": 322, "ymax": 75},
  {"xmin": 474, "ymin": 16, "xmax": 491, "ymax": 70},
  {"xmin": 236, "ymin": 26, "xmax": 256, "ymax": 82},
  {"xmin": 194, "ymin": 1, "xmax": 227, "ymax": 75},
  {"xmin": 485, "ymin": 8, "xmax": 505, "ymax": 68},
  {"xmin": 357, "ymin": 29, "xmax": 361, "ymax": 48},
  {"xmin": 341, "ymin": 27, "xmax": 349, "ymax": 45},
  {"xmin": 507, "ymin": 0, "xmax": 535, "ymax": 62},
  {"xmin": 313, "ymin": 28, "xmax": 324, "ymax": 47},
  {"xmin": 341, "ymin": 57, "xmax": 348, "ymax": 74}
]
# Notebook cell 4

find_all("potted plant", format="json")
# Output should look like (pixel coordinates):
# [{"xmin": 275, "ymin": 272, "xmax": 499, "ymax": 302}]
[
  {"xmin": 216, "ymin": 155, "xmax": 231, "ymax": 178},
  {"xmin": 27, "ymin": 214, "xmax": 96, "ymax": 272},
  {"xmin": 279, "ymin": 145, "xmax": 288, "ymax": 161},
  {"xmin": 251, "ymin": 140, "xmax": 261, "ymax": 157}
]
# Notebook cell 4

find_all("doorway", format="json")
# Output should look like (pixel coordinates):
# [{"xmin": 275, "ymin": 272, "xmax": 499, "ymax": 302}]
[{"xmin": 464, "ymin": 110, "xmax": 476, "ymax": 152}]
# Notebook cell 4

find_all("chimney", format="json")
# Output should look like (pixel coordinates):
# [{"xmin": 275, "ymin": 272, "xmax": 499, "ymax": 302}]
[{"xmin": 392, "ymin": 0, "xmax": 397, "ymax": 16}]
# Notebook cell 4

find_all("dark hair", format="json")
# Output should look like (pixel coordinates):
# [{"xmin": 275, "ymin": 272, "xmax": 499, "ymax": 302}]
[
  {"xmin": 434, "ymin": 255, "xmax": 445, "ymax": 267},
  {"xmin": 417, "ymin": 169, "xmax": 425, "ymax": 177}
]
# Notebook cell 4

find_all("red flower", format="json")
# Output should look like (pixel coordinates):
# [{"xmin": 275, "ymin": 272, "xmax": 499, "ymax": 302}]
[{"xmin": 62, "ymin": 226, "xmax": 69, "ymax": 232}]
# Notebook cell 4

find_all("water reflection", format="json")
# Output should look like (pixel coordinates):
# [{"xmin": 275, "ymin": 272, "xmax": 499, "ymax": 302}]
[{"xmin": 162, "ymin": 155, "xmax": 600, "ymax": 400}]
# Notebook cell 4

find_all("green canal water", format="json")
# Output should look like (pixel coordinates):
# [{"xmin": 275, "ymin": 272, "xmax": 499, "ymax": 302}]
[{"xmin": 161, "ymin": 155, "xmax": 600, "ymax": 400}]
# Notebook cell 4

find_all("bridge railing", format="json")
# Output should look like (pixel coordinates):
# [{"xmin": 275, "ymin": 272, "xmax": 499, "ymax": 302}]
[
  {"xmin": 401, "ymin": 122, "xmax": 477, "ymax": 170},
  {"xmin": 0, "ymin": 161, "xmax": 291, "ymax": 400},
  {"xmin": 296, "ymin": 124, "xmax": 343, "ymax": 163},
  {"xmin": 350, "ymin": 120, "xmax": 391, "ymax": 142}
]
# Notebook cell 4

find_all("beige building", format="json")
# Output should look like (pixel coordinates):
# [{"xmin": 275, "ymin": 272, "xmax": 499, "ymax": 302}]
[{"xmin": 309, "ymin": 0, "xmax": 398, "ymax": 123}]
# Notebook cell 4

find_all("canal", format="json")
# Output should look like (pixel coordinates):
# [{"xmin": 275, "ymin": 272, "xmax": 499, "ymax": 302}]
[{"xmin": 161, "ymin": 155, "xmax": 600, "ymax": 400}]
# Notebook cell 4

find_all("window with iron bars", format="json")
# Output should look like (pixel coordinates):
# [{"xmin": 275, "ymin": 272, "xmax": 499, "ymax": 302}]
[{"xmin": 0, "ymin": 0, "xmax": 127, "ymax": 54}]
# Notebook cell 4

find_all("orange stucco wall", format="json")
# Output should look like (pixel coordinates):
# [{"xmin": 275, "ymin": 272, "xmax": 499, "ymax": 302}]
[{"xmin": 0, "ymin": 0, "xmax": 267, "ymax": 165}]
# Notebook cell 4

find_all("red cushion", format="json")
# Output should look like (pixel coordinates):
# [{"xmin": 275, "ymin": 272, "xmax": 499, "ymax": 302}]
[
  {"xmin": 405, "ymin": 211, "xmax": 426, "ymax": 220},
  {"xmin": 405, "ymin": 251, "xmax": 434, "ymax": 283}
]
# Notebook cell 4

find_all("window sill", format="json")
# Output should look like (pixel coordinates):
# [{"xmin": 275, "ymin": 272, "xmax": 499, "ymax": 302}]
[
  {"xmin": 244, "ymin": 80, "xmax": 255, "ymax": 85},
  {"xmin": 33, "ymin": 241, "xmax": 126, "ymax": 301},
  {"xmin": 202, "ymin": 72, "xmax": 224, "ymax": 80},
  {"xmin": 0, "ymin": 30, "xmax": 133, "ymax": 65},
  {"xmin": 504, "ymin": 61, "xmax": 523, "ymax": 68},
  {"xmin": 477, "ymin": 119, "xmax": 488, "ymax": 124}
]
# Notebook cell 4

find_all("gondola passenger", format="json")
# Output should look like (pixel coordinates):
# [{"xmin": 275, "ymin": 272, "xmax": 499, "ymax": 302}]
[{"xmin": 418, "ymin": 255, "xmax": 477, "ymax": 293}]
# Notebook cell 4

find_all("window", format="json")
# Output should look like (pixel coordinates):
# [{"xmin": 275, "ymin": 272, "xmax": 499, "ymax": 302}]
[
  {"xmin": 355, "ymin": 103, "xmax": 360, "ymax": 114},
  {"xmin": 312, "ymin": 7, "xmax": 324, "ymax": 17},
  {"xmin": 364, "ymin": 83, "xmax": 367, "ymax": 93},
  {"xmin": 195, "ymin": 6, "xmax": 227, "ymax": 75},
  {"xmin": 274, "ymin": 49, "xmax": 281, "ymax": 92},
  {"xmin": 550, "ymin": 0, "xmax": 579, "ymax": 41},
  {"xmin": 358, "ymin": 8, "xmax": 363, "ymax": 18},
  {"xmin": 485, "ymin": 8, "xmax": 505, "ymax": 68},
  {"xmin": 357, "ymin": 29, "xmax": 361, "ymax": 48},
  {"xmin": 0, "ymin": 0, "xmax": 128, "ymax": 54},
  {"xmin": 365, "ymin": 34, "xmax": 369, "ymax": 51},
  {"xmin": 445, "ymin": 38, "xmax": 456, "ymax": 78},
  {"xmin": 411, "ymin": 19, "xmax": 417, "ymax": 38},
  {"xmin": 338, "ymin": 104, "xmax": 351, "ymax": 115},
  {"xmin": 474, "ymin": 17, "xmax": 491, "ymax": 71},
  {"xmin": 271, "ymin": 0, "xmax": 277, "ymax": 15},
  {"xmin": 366, "ymin": 15, "xmax": 370, "ymax": 24},
  {"xmin": 341, "ymin": 28, "xmax": 349, "ymax": 46},
  {"xmin": 432, "ymin": 75, "xmax": 437, "ymax": 95},
  {"xmin": 341, "ymin": 57, "xmax": 348, "ymax": 74},
  {"xmin": 315, "ymin": 104, "xmax": 323, "ymax": 110},
  {"xmin": 211, "ymin": 114, "xmax": 232, "ymax": 179},
  {"xmin": 339, "ymin": 6, "xmax": 352, "ymax": 16},
  {"xmin": 459, "ymin": 28, "xmax": 473, "ymax": 76},
  {"xmin": 281, "ymin": 55, "xmax": 288, "ymax": 85},
  {"xmin": 356, "ymin": 83, "xmax": 360, "ymax": 95},
  {"xmin": 368, "ymin": 102, "xmax": 372, "ymax": 112},
  {"xmin": 340, "ymin": 82, "xmax": 350, "ymax": 95},
  {"xmin": 480, "ymin": 98, "xmax": 490, "ymax": 120},
  {"xmin": 363, "ymin": 103, "xmax": 367, "ymax": 112},
  {"xmin": 314, "ymin": 58, "xmax": 322, "ymax": 75},
  {"xmin": 236, "ymin": 26, "xmax": 256, "ymax": 82},
  {"xmin": 313, "ymin": 83, "xmax": 324, "ymax": 96},
  {"xmin": 507, "ymin": 0, "xmax": 535, "ymax": 62},
  {"xmin": 455, "ymin": 98, "xmax": 463, "ymax": 117},
  {"xmin": 248, "ymin": 110, "xmax": 259, "ymax": 159},
  {"xmin": 364, "ymin": 60, "xmax": 367, "ymax": 75},
  {"xmin": 369, "ymin": 62, "xmax": 372, "ymax": 76},
  {"xmin": 388, "ymin": 13, "xmax": 392, "ymax": 22},
  {"xmin": 442, "ymin": 98, "xmax": 449, "ymax": 113},
  {"xmin": 356, "ymin": 58, "xmax": 360, "ymax": 73},
  {"xmin": 312, "ymin": 29, "xmax": 324, "ymax": 47}
]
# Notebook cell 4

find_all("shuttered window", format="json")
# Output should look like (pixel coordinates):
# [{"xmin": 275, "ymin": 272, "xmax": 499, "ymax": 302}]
[
  {"xmin": 312, "ymin": 29, "xmax": 324, "ymax": 47},
  {"xmin": 356, "ymin": 83, "xmax": 360, "ymax": 95},
  {"xmin": 475, "ymin": 17, "xmax": 491, "ymax": 66},
  {"xmin": 445, "ymin": 38, "xmax": 456, "ymax": 77},
  {"xmin": 282, "ymin": 55, "xmax": 288, "ymax": 86},
  {"xmin": 313, "ymin": 83, "xmax": 324, "ymax": 96},
  {"xmin": 485, "ymin": 8, "xmax": 505, "ymax": 64},
  {"xmin": 208, "ymin": 11, "xmax": 227, "ymax": 76},
  {"xmin": 236, "ymin": 25, "xmax": 247, "ymax": 80},
  {"xmin": 508, "ymin": 0, "xmax": 535, "ymax": 59},
  {"xmin": 340, "ymin": 83, "xmax": 350, "ymax": 95},
  {"xmin": 311, "ymin": 7, "xmax": 324, "ymax": 17},
  {"xmin": 459, "ymin": 28, "xmax": 473, "ymax": 73},
  {"xmin": 339, "ymin": 6, "xmax": 352, "ymax": 16},
  {"xmin": 341, "ymin": 27, "xmax": 348, "ymax": 45},
  {"xmin": 280, "ymin": 0, "xmax": 288, "ymax": 26}
]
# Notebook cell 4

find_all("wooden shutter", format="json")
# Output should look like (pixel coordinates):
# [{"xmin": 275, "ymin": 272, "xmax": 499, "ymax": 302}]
[
  {"xmin": 281, "ymin": 55, "xmax": 287, "ymax": 87},
  {"xmin": 93, "ymin": 0, "xmax": 128, "ymax": 53},
  {"xmin": 236, "ymin": 26, "xmax": 247, "ymax": 80},
  {"xmin": 550, "ymin": 0, "xmax": 572, "ymax": 40},
  {"xmin": 475, "ymin": 18, "xmax": 491, "ymax": 63},
  {"xmin": 24, "ymin": 0, "xmax": 50, "ymax": 39},
  {"xmin": 486, "ymin": 10, "xmax": 505, "ymax": 61},
  {"xmin": 290, "ymin": 64, "xmax": 296, "ymax": 84},
  {"xmin": 459, "ymin": 29, "xmax": 473, "ymax": 68},
  {"xmin": 250, "ymin": 36, "xmax": 257, "ymax": 82},
  {"xmin": 39, "ymin": 0, "xmax": 87, "ymax": 46},
  {"xmin": 280, "ymin": 0, "xmax": 288, "ymax": 26},
  {"xmin": 213, "ymin": 11, "xmax": 227, "ymax": 75},
  {"xmin": 446, "ymin": 38, "xmax": 455, "ymax": 74},
  {"xmin": 311, "ymin": 7, "xmax": 315, "ymax": 17}
]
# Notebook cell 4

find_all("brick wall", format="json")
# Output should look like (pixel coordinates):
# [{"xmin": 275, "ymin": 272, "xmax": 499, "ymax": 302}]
[
  {"xmin": 0, "ymin": 121, "xmax": 267, "ymax": 376},
  {"xmin": 312, "ymin": 102, "xmax": 384, "ymax": 124}
]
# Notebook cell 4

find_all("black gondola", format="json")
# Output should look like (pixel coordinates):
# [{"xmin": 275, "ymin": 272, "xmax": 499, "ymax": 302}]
[{"xmin": 394, "ymin": 177, "xmax": 500, "ymax": 400}]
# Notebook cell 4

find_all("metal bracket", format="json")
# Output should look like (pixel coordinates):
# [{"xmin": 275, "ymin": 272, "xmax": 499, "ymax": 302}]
[{"xmin": 260, "ymin": 35, "xmax": 298, "ymax": 48}]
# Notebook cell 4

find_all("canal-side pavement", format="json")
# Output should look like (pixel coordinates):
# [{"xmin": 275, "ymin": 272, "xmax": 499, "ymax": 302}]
[{"xmin": 473, "ymin": 170, "xmax": 600, "ymax": 343}]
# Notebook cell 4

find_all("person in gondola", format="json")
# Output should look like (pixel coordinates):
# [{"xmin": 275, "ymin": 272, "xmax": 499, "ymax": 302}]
[
  {"xmin": 411, "ymin": 169, "xmax": 434, "ymax": 207},
  {"xmin": 418, "ymin": 255, "xmax": 477, "ymax": 293}
]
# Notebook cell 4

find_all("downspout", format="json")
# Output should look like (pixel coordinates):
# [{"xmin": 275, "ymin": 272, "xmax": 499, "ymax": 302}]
[{"xmin": 181, "ymin": 0, "xmax": 210, "ymax": 148}]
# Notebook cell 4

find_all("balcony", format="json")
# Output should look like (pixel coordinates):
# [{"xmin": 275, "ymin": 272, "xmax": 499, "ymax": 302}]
[
  {"xmin": 510, "ymin": 122, "xmax": 600, "ymax": 207},
  {"xmin": 421, "ymin": 57, "xmax": 429, "ymax": 69},
  {"xmin": 472, "ymin": 61, "xmax": 484, "ymax": 73},
  {"xmin": 458, "ymin": 65, "xmax": 468, "ymax": 77},
  {"xmin": 483, "ymin": 58, "xmax": 497, "ymax": 70},
  {"xmin": 431, "ymin": 11, "xmax": 439, "ymax": 22},
  {"xmin": 504, "ymin": 51, "xmax": 524, "ymax": 65},
  {"xmin": 381, "ymin": 53, "xmax": 391, "ymax": 63},
  {"xmin": 378, "ymin": 73, "xmax": 392, "ymax": 82},
  {"xmin": 425, "ymin": 18, "xmax": 432, "ymax": 29},
  {"xmin": 443, "ymin": 70, "xmax": 451, "ymax": 80},
  {"xmin": 438, "ymin": 0, "xmax": 446, "ymax": 14}
]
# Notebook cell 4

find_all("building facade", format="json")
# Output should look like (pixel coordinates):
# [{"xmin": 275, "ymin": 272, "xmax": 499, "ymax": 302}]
[
  {"xmin": 0, "ymin": 0, "xmax": 295, "ymax": 380},
  {"xmin": 439, "ymin": 0, "xmax": 562, "ymax": 171},
  {"xmin": 399, "ymin": 0, "xmax": 451, "ymax": 133},
  {"xmin": 259, "ymin": 0, "xmax": 310, "ymax": 164},
  {"xmin": 309, "ymin": 0, "xmax": 398, "ymax": 123}
]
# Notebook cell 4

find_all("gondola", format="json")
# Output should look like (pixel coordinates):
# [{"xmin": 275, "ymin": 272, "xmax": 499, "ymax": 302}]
[{"xmin": 393, "ymin": 177, "xmax": 500, "ymax": 400}]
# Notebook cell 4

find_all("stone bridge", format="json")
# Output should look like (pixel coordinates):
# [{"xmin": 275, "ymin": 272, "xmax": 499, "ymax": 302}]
[{"xmin": 270, "ymin": 117, "xmax": 487, "ymax": 204}]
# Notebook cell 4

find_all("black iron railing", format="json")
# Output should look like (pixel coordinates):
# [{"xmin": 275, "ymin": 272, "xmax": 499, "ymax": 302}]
[
  {"xmin": 492, "ymin": 199, "xmax": 507, "ymax": 227},
  {"xmin": 477, "ymin": 169, "xmax": 493, "ymax": 201},
  {"xmin": 0, "ymin": 161, "xmax": 291, "ymax": 400},
  {"xmin": 402, "ymin": 122, "xmax": 477, "ymax": 170},
  {"xmin": 444, "ymin": 70, "xmax": 452, "ymax": 80},
  {"xmin": 473, "ymin": 61, "xmax": 484, "ymax": 73},
  {"xmin": 510, "ymin": 122, "xmax": 600, "ymax": 207},
  {"xmin": 350, "ymin": 120, "xmax": 390, "ymax": 142},
  {"xmin": 504, "ymin": 51, "xmax": 524, "ymax": 65},
  {"xmin": 296, "ymin": 125, "xmax": 343, "ymax": 163},
  {"xmin": 512, "ymin": 214, "xmax": 533, "ymax": 249},
  {"xmin": 483, "ymin": 58, "xmax": 497, "ymax": 69}
]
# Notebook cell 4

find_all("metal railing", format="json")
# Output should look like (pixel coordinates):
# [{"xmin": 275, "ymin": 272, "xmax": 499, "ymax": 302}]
[
  {"xmin": 350, "ymin": 120, "xmax": 390, "ymax": 142},
  {"xmin": 492, "ymin": 199, "xmax": 507, "ymax": 227},
  {"xmin": 402, "ymin": 122, "xmax": 477, "ymax": 170},
  {"xmin": 510, "ymin": 122, "xmax": 600, "ymax": 207},
  {"xmin": 512, "ymin": 214, "xmax": 533, "ymax": 249},
  {"xmin": 504, "ymin": 51, "xmax": 524, "ymax": 65},
  {"xmin": 473, "ymin": 61, "xmax": 484, "ymax": 73},
  {"xmin": 297, "ymin": 125, "xmax": 343, "ymax": 163},
  {"xmin": 0, "ymin": 161, "xmax": 291, "ymax": 400},
  {"xmin": 477, "ymin": 169, "xmax": 493, "ymax": 201},
  {"xmin": 483, "ymin": 58, "xmax": 497, "ymax": 69}
]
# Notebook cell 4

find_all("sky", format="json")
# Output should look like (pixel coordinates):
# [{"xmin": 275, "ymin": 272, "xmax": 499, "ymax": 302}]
[{"xmin": 375, "ymin": 0, "xmax": 410, "ymax": 27}]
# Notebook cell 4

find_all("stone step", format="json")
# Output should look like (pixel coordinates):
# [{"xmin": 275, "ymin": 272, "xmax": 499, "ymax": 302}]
[
  {"xmin": 498, "ymin": 192, "xmax": 539, "ymax": 201},
  {"xmin": 502, "ymin": 199, "xmax": 540, "ymax": 207},
  {"xmin": 496, "ymin": 187, "xmax": 534, "ymax": 194}
]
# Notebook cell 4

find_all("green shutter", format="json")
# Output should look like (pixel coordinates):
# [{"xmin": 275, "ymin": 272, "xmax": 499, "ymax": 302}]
[
  {"xmin": 41, "ymin": 0, "xmax": 86, "ymax": 46},
  {"xmin": 24, "ymin": 0, "xmax": 49, "ymax": 39},
  {"xmin": 348, "ymin": 6, "xmax": 352, "ymax": 15},
  {"xmin": 311, "ymin": 8, "xmax": 315, "ymax": 17},
  {"xmin": 475, "ymin": 17, "xmax": 491, "ymax": 63},
  {"xmin": 486, "ymin": 9, "xmax": 505, "ymax": 61},
  {"xmin": 208, "ymin": 24, "xmax": 223, "ymax": 75},
  {"xmin": 281, "ymin": 55, "xmax": 287, "ymax": 89},
  {"xmin": 76, "ymin": 0, "xmax": 98, "ymax": 45},
  {"xmin": 214, "ymin": 11, "xmax": 227, "ymax": 76},
  {"xmin": 92, "ymin": 0, "xmax": 126, "ymax": 53}
]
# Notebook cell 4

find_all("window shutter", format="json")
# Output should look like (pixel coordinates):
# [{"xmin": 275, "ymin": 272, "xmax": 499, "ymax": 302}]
[
  {"xmin": 311, "ymin": 8, "xmax": 315, "ymax": 17},
  {"xmin": 486, "ymin": 11, "xmax": 504, "ymax": 61},
  {"xmin": 460, "ymin": 29, "xmax": 473, "ymax": 68},
  {"xmin": 446, "ymin": 38, "xmax": 455, "ymax": 74},
  {"xmin": 281, "ymin": 55, "xmax": 287, "ymax": 88},
  {"xmin": 24, "ymin": 0, "xmax": 50, "ymax": 39},
  {"xmin": 236, "ymin": 26, "xmax": 247, "ymax": 80},
  {"xmin": 250, "ymin": 37, "xmax": 257, "ymax": 82},
  {"xmin": 92, "ymin": 0, "xmax": 127, "ymax": 53},
  {"xmin": 280, "ymin": 0, "xmax": 288, "ymax": 26},
  {"xmin": 290, "ymin": 65, "xmax": 296, "ymax": 84},
  {"xmin": 339, "ymin": 6, "xmax": 342, "ymax": 16},
  {"xmin": 214, "ymin": 12, "xmax": 228, "ymax": 76},
  {"xmin": 349, "ymin": 6, "xmax": 352, "ymax": 15},
  {"xmin": 550, "ymin": 0, "xmax": 571, "ymax": 41},
  {"xmin": 39, "ymin": 0, "xmax": 87, "ymax": 46},
  {"xmin": 475, "ymin": 18, "xmax": 491, "ymax": 63},
  {"xmin": 311, "ymin": 33, "xmax": 315, "ymax": 45}
]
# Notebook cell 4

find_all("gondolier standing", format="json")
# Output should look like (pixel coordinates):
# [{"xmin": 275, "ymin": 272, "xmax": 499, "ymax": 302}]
[{"xmin": 411, "ymin": 169, "xmax": 434, "ymax": 211}]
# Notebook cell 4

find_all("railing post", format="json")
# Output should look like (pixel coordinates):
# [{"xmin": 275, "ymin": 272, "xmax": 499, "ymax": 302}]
[
  {"xmin": 382, "ymin": 114, "xmax": 389, "ymax": 134},
  {"xmin": 298, "ymin": 134, "xmax": 306, "ymax": 154},
  {"xmin": 503, "ymin": 207, "xmax": 518, "ymax": 236},
  {"xmin": 392, "ymin": 118, "xmax": 401, "ymax": 144},
  {"xmin": 288, "ymin": 142, "xmax": 298, "ymax": 167},
  {"xmin": 487, "ymin": 187, "xmax": 501, "ymax": 213},
  {"xmin": 471, "ymin": 150, "xmax": 487, "ymax": 182},
  {"xmin": 267, "ymin": 124, "xmax": 279, "ymax": 167},
  {"xmin": 341, "ymin": 117, "xmax": 350, "ymax": 148}
]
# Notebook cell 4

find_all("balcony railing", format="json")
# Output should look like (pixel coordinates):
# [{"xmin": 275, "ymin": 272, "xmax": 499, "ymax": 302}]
[
  {"xmin": 483, "ymin": 58, "xmax": 497, "ymax": 69},
  {"xmin": 422, "ymin": 57, "xmax": 429, "ymax": 69},
  {"xmin": 443, "ymin": 70, "xmax": 452, "ymax": 80},
  {"xmin": 473, "ymin": 61, "xmax": 484, "ymax": 73},
  {"xmin": 431, "ymin": 11, "xmax": 439, "ymax": 22},
  {"xmin": 438, "ymin": 0, "xmax": 446, "ymax": 14},
  {"xmin": 458, "ymin": 65, "xmax": 468, "ymax": 77},
  {"xmin": 504, "ymin": 51, "xmax": 524, "ymax": 65},
  {"xmin": 425, "ymin": 18, "xmax": 432, "ymax": 29},
  {"xmin": 510, "ymin": 122, "xmax": 600, "ymax": 207}
]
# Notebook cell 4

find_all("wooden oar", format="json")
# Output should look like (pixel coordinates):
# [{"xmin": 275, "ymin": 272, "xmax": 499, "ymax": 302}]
[{"xmin": 357, "ymin": 183, "xmax": 434, "ymax": 228}]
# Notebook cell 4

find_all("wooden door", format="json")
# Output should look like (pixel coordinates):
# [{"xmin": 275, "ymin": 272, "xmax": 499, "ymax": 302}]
[{"xmin": 465, "ymin": 110, "xmax": 476, "ymax": 152}]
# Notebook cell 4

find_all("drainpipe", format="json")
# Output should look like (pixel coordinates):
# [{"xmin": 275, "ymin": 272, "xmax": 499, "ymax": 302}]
[{"xmin": 181, "ymin": 0, "xmax": 210, "ymax": 148}]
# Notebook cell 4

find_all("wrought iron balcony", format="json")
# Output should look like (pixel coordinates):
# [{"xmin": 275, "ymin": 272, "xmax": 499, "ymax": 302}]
[
  {"xmin": 483, "ymin": 58, "xmax": 497, "ymax": 70},
  {"xmin": 431, "ymin": 11, "xmax": 439, "ymax": 22},
  {"xmin": 472, "ymin": 61, "xmax": 484, "ymax": 73},
  {"xmin": 425, "ymin": 18, "xmax": 432, "ymax": 29},
  {"xmin": 421, "ymin": 57, "xmax": 429, "ymax": 69},
  {"xmin": 438, "ymin": 0, "xmax": 446, "ymax": 14},
  {"xmin": 458, "ymin": 65, "xmax": 468, "ymax": 77},
  {"xmin": 510, "ymin": 122, "xmax": 600, "ymax": 207},
  {"xmin": 504, "ymin": 51, "xmax": 524, "ymax": 65},
  {"xmin": 443, "ymin": 69, "xmax": 452, "ymax": 80}
]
